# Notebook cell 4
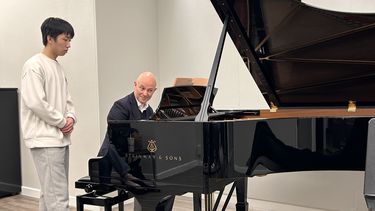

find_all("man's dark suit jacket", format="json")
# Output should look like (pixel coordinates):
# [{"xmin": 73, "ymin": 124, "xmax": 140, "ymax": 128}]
[
  {"xmin": 98, "ymin": 92, "xmax": 153, "ymax": 157},
  {"xmin": 97, "ymin": 92, "xmax": 175, "ymax": 210}
]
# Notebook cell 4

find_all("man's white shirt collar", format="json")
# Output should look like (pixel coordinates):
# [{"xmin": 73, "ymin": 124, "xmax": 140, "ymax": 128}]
[{"xmin": 136, "ymin": 98, "xmax": 149, "ymax": 112}]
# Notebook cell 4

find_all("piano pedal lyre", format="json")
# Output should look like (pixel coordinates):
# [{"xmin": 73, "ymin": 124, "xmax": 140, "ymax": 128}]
[{"xmin": 348, "ymin": 100, "xmax": 357, "ymax": 112}]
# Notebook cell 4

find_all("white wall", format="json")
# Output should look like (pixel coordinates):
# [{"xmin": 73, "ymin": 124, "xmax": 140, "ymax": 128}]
[
  {"xmin": 95, "ymin": 0, "xmax": 159, "ymax": 140},
  {"xmin": 1, "ymin": 0, "xmax": 375, "ymax": 210},
  {"xmin": 304, "ymin": 0, "xmax": 375, "ymax": 13},
  {"xmin": 0, "ymin": 0, "xmax": 100, "ymax": 198},
  {"xmin": 157, "ymin": 0, "xmax": 269, "ymax": 110}
]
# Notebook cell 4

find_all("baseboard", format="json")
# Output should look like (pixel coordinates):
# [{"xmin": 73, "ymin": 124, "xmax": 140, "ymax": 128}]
[
  {"xmin": 21, "ymin": 186, "xmax": 40, "ymax": 198},
  {"xmin": 21, "ymin": 186, "xmax": 103, "ymax": 211}
]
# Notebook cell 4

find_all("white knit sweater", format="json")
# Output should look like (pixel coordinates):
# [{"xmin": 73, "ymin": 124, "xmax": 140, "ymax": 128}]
[{"xmin": 21, "ymin": 53, "xmax": 76, "ymax": 148}]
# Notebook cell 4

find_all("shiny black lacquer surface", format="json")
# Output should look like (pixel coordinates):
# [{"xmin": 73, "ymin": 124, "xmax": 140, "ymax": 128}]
[
  {"xmin": 211, "ymin": 0, "xmax": 375, "ymax": 107},
  {"xmin": 95, "ymin": 116, "xmax": 369, "ymax": 210},
  {"xmin": 151, "ymin": 85, "xmax": 220, "ymax": 121},
  {"xmin": 108, "ymin": 117, "xmax": 368, "ymax": 185}
]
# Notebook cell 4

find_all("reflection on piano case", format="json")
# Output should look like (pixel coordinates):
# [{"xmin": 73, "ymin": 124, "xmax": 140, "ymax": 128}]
[
  {"xmin": 152, "ymin": 85, "xmax": 215, "ymax": 121},
  {"xmin": 75, "ymin": 0, "xmax": 375, "ymax": 210}
]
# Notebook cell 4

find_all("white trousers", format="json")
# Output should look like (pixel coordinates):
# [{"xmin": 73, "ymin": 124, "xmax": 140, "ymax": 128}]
[{"xmin": 30, "ymin": 146, "xmax": 69, "ymax": 211}]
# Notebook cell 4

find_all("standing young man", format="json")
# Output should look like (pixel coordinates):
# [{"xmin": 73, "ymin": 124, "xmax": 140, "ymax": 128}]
[{"xmin": 21, "ymin": 17, "xmax": 77, "ymax": 211}]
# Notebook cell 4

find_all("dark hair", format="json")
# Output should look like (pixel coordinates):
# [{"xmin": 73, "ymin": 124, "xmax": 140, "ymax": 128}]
[{"xmin": 41, "ymin": 17, "xmax": 75, "ymax": 46}]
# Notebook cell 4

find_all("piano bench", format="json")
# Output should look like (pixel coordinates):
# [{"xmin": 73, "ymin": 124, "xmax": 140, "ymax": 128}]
[{"xmin": 75, "ymin": 176, "xmax": 132, "ymax": 211}]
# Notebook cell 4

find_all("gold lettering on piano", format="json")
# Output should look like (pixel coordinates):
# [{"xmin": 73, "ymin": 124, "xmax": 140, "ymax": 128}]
[
  {"xmin": 147, "ymin": 139, "xmax": 157, "ymax": 153},
  {"xmin": 125, "ymin": 154, "xmax": 157, "ymax": 159},
  {"xmin": 348, "ymin": 100, "xmax": 357, "ymax": 112},
  {"xmin": 125, "ymin": 153, "xmax": 183, "ymax": 162},
  {"xmin": 124, "ymin": 139, "xmax": 184, "ymax": 162}
]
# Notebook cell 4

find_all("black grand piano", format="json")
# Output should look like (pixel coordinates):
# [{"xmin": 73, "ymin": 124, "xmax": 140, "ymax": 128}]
[{"xmin": 76, "ymin": 0, "xmax": 375, "ymax": 210}]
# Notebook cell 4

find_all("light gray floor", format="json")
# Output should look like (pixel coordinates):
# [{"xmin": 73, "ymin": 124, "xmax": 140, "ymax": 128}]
[{"xmin": 0, "ymin": 194, "xmax": 238, "ymax": 211}]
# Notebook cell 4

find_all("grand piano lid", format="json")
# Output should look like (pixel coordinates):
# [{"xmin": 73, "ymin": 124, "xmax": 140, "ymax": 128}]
[{"xmin": 211, "ymin": 0, "xmax": 375, "ymax": 108}]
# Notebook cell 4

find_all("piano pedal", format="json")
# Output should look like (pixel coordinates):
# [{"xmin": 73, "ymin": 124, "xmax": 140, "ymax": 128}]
[{"xmin": 124, "ymin": 181, "xmax": 160, "ymax": 195}]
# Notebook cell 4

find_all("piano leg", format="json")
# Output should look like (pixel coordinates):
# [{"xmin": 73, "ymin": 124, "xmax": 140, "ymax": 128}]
[
  {"xmin": 204, "ymin": 193, "xmax": 214, "ymax": 211},
  {"xmin": 118, "ymin": 200, "xmax": 124, "ymax": 211},
  {"xmin": 76, "ymin": 196, "xmax": 84, "ymax": 211},
  {"xmin": 193, "ymin": 193, "xmax": 202, "ymax": 211},
  {"xmin": 365, "ymin": 118, "xmax": 375, "ymax": 211},
  {"xmin": 235, "ymin": 178, "xmax": 249, "ymax": 211}
]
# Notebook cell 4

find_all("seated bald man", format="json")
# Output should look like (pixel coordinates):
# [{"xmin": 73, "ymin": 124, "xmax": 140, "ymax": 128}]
[
  {"xmin": 98, "ymin": 72, "xmax": 157, "ymax": 182},
  {"xmin": 97, "ymin": 72, "xmax": 175, "ymax": 210}
]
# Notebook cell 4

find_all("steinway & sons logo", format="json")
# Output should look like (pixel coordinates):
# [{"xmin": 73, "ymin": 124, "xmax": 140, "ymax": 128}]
[
  {"xmin": 124, "ymin": 139, "xmax": 182, "ymax": 162},
  {"xmin": 147, "ymin": 139, "xmax": 157, "ymax": 153}
]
